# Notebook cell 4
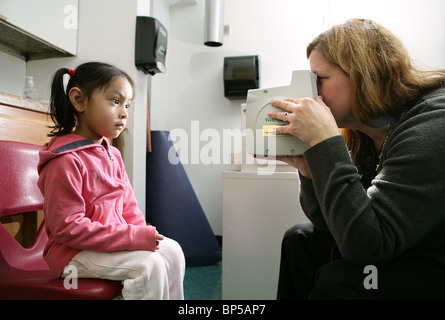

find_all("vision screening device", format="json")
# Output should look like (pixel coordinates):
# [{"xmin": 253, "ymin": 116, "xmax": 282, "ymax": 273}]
[{"xmin": 246, "ymin": 70, "xmax": 318, "ymax": 157}]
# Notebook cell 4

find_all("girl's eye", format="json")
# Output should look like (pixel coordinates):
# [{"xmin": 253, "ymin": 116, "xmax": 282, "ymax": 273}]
[
  {"xmin": 112, "ymin": 98, "xmax": 119, "ymax": 104},
  {"xmin": 125, "ymin": 103, "xmax": 130, "ymax": 109}
]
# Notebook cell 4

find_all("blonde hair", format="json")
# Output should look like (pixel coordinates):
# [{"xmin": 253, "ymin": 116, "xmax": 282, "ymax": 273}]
[{"xmin": 307, "ymin": 19, "xmax": 445, "ymax": 164}]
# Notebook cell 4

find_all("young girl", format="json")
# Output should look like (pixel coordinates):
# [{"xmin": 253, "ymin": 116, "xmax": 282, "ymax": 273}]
[{"xmin": 37, "ymin": 62, "xmax": 185, "ymax": 300}]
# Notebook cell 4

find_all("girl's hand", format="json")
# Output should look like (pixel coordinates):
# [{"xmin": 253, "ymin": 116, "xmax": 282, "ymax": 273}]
[
  {"xmin": 268, "ymin": 96, "xmax": 340, "ymax": 147},
  {"xmin": 155, "ymin": 232, "xmax": 164, "ymax": 250}
]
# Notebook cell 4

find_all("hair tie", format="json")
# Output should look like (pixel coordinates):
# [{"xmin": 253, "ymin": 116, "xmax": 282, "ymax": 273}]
[{"xmin": 63, "ymin": 69, "xmax": 76, "ymax": 94}]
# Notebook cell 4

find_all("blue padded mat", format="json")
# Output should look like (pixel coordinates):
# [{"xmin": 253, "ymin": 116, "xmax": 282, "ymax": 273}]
[{"xmin": 146, "ymin": 131, "xmax": 221, "ymax": 266}]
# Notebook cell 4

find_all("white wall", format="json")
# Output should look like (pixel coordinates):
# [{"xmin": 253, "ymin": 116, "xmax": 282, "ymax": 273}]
[
  {"xmin": 1, "ymin": 0, "xmax": 445, "ymax": 237},
  {"xmin": 149, "ymin": 0, "xmax": 171, "ymax": 130},
  {"xmin": 324, "ymin": 0, "xmax": 445, "ymax": 69},
  {"xmin": 162, "ymin": 0, "xmax": 328, "ymax": 236},
  {"xmin": 159, "ymin": 0, "xmax": 445, "ymax": 236},
  {"xmin": 25, "ymin": 0, "xmax": 150, "ymax": 215},
  {"xmin": 0, "ymin": 51, "xmax": 26, "ymax": 97}
]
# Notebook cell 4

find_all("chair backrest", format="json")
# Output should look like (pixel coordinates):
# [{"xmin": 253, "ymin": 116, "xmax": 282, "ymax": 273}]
[
  {"xmin": 0, "ymin": 140, "xmax": 49, "ymax": 271},
  {"xmin": 0, "ymin": 140, "xmax": 43, "ymax": 216}
]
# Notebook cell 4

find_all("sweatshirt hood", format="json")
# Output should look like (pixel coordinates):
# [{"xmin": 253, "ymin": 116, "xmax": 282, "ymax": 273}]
[{"xmin": 38, "ymin": 133, "xmax": 109, "ymax": 173}]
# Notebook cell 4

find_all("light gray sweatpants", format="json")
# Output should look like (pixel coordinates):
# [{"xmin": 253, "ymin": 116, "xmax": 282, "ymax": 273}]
[{"xmin": 61, "ymin": 237, "xmax": 185, "ymax": 300}]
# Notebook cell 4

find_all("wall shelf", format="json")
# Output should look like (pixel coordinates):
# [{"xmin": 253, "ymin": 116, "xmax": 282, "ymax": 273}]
[{"xmin": 0, "ymin": 18, "xmax": 73, "ymax": 61}]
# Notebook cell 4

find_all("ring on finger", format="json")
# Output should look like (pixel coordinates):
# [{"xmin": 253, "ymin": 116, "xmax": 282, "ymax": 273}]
[{"xmin": 284, "ymin": 112, "xmax": 289, "ymax": 120}]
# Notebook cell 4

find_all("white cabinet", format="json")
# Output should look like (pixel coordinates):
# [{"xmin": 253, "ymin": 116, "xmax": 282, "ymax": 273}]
[
  {"xmin": 0, "ymin": 0, "xmax": 78, "ymax": 59},
  {"xmin": 222, "ymin": 171, "xmax": 308, "ymax": 300}
]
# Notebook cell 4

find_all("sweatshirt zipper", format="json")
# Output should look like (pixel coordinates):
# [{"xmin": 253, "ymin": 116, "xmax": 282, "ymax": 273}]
[
  {"xmin": 107, "ymin": 149, "xmax": 114, "ymax": 162},
  {"xmin": 102, "ymin": 143, "xmax": 114, "ymax": 163}
]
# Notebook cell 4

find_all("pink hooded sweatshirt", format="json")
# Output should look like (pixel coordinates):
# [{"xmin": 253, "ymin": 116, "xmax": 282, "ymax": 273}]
[{"xmin": 37, "ymin": 133, "xmax": 156, "ymax": 277}]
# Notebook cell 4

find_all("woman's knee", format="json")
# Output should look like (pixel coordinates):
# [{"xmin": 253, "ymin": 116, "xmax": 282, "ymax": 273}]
[{"xmin": 282, "ymin": 221, "xmax": 314, "ymax": 246}]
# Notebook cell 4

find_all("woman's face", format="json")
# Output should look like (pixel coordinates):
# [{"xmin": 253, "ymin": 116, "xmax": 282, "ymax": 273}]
[{"xmin": 309, "ymin": 50, "xmax": 359, "ymax": 129}]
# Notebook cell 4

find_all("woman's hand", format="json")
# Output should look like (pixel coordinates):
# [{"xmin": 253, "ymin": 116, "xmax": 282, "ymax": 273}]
[
  {"xmin": 268, "ymin": 96, "xmax": 340, "ymax": 147},
  {"xmin": 275, "ymin": 155, "xmax": 312, "ymax": 178}
]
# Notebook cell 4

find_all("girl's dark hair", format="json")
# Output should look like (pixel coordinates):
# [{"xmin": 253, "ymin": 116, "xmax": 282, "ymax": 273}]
[{"xmin": 48, "ymin": 62, "xmax": 134, "ymax": 136}]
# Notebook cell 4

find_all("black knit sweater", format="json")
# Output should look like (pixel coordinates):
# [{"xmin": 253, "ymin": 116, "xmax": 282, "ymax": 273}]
[{"xmin": 300, "ymin": 88, "xmax": 445, "ymax": 266}]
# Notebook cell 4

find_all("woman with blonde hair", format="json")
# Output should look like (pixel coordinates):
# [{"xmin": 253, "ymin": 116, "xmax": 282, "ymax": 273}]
[{"xmin": 269, "ymin": 19, "xmax": 445, "ymax": 299}]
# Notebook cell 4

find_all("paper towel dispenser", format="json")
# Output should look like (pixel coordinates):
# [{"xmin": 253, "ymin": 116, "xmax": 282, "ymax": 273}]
[
  {"xmin": 135, "ymin": 16, "xmax": 167, "ymax": 75},
  {"xmin": 224, "ymin": 55, "xmax": 260, "ymax": 100}
]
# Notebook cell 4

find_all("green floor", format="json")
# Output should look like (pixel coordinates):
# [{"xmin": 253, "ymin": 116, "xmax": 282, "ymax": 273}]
[{"xmin": 183, "ymin": 261, "xmax": 222, "ymax": 300}]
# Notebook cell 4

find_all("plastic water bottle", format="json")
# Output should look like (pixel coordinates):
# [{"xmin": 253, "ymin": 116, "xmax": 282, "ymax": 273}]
[{"xmin": 24, "ymin": 76, "xmax": 37, "ymax": 100}]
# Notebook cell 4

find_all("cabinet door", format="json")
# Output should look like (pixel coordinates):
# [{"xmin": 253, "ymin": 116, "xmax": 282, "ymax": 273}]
[
  {"xmin": 0, "ymin": 0, "xmax": 78, "ymax": 55},
  {"xmin": 222, "ymin": 172, "xmax": 308, "ymax": 299}
]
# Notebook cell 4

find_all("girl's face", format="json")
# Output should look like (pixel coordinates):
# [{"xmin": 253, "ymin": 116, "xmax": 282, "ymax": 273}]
[
  {"xmin": 74, "ymin": 77, "xmax": 133, "ymax": 144},
  {"xmin": 309, "ymin": 50, "xmax": 359, "ymax": 129}
]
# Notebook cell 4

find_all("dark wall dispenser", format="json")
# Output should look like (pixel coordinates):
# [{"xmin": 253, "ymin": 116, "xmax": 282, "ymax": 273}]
[
  {"xmin": 224, "ymin": 55, "xmax": 260, "ymax": 100},
  {"xmin": 135, "ymin": 16, "xmax": 168, "ymax": 75}
]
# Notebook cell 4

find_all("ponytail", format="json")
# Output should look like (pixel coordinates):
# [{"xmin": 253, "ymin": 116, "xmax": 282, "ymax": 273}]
[{"xmin": 48, "ymin": 68, "xmax": 77, "ymax": 136}]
